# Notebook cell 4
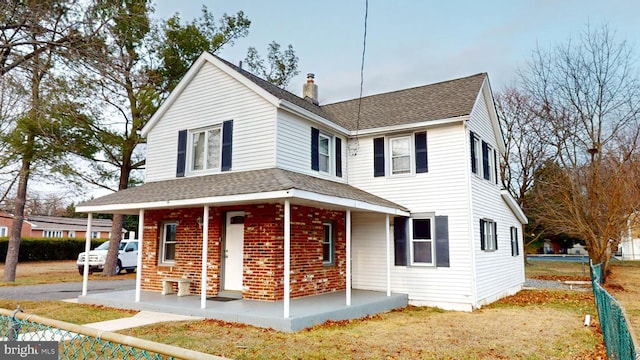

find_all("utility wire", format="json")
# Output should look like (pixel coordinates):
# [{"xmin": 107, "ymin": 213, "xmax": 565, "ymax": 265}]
[{"xmin": 352, "ymin": 0, "xmax": 368, "ymax": 155}]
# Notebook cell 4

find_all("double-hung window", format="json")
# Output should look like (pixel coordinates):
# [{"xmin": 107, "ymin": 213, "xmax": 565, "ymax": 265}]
[
  {"xmin": 510, "ymin": 226, "xmax": 519, "ymax": 256},
  {"xmin": 160, "ymin": 223, "xmax": 177, "ymax": 264},
  {"xmin": 91, "ymin": 231, "xmax": 100, "ymax": 239},
  {"xmin": 43, "ymin": 230, "xmax": 63, "ymax": 238},
  {"xmin": 411, "ymin": 218, "xmax": 434, "ymax": 265},
  {"xmin": 480, "ymin": 219, "xmax": 497, "ymax": 251},
  {"xmin": 191, "ymin": 126, "xmax": 221, "ymax": 172},
  {"xmin": 390, "ymin": 136, "xmax": 412, "ymax": 175},
  {"xmin": 318, "ymin": 133, "xmax": 331, "ymax": 173},
  {"xmin": 0, "ymin": 226, "xmax": 8, "ymax": 237},
  {"xmin": 322, "ymin": 222, "xmax": 334, "ymax": 265},
  {"xmin": 470, "ymin": 132, "xmax": 480, "ymax": 175}
]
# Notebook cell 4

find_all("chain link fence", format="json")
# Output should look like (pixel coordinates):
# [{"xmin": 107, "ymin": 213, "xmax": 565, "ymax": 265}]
[
  {"xmin": 590, "ymin": 262, "xmax": 640, "ymax": 360},
  {"xmin": 0, "ymin": 308, "xmax": 229, "ymax": 360}
]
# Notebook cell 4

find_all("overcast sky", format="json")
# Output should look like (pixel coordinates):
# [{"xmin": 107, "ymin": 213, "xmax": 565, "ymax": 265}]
[{"xmin": 153, "ymin": 0, "xmax": 640, "ymax": 104}]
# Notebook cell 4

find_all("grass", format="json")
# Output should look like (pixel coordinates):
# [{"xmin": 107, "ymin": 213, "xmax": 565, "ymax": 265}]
[
  {"xmin": 600, "ymin": 261, "xmax": 640, "ymax": 343},
  {"xmin": 0, "ymin": 260, "xmax": 617, "ymax": 359},
  {"xmin": 0, "ymin": 260, "xmax": 135, "ymax": 286}
]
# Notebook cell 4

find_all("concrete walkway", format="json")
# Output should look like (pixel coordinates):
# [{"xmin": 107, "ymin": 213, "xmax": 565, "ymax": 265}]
[{"xmin": 82, "ymin": 310, "xmax": 203, "ymax": 331}]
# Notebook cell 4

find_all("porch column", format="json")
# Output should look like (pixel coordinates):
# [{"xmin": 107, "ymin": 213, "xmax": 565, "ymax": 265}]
[
  {"xmin": 346, "ymin": 209, "xmax": 351, "ymax": 306},
  {"xmin": 284, "ymin": 200, "xmax": 291, "ymax": 318},
  {"xmin": 135, "ymin": 209, "xmax": 144, "ymax": 302},
  {"xmin": 386, "ymin": 214, "xmax": 391, "ymax": 296},
  {"xmin": 81, "ymin": 213, "xmax": 92, "ymax": 296},
  {"xmin": 201, "ymin": 206, "xmax": 209, "ymax": 309}
]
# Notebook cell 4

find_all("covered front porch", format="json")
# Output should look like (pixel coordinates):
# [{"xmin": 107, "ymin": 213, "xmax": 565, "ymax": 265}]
[{"xmin": 78, "ymin": 288, "xmax": 408, "ymax": 332}]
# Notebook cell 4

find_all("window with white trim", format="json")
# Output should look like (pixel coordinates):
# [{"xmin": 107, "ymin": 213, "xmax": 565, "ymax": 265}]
[
  {"xmin": 190, "ymin": 126, "xmax": 221, "ymax": 172},
  {"xmin": 0, "ymin": 226, "xmax": 7, "ymax": 237},
  {"xmin": 510, "ymin": 226, "xmax": 519, "ymax": 256},
  {"xmin": 91, "ymin": 231, "xmax": 100, "ymax": 239},
  {"xmin": 411, "ymin": 218, "xmax": 435, "ymax": 265},
  {"xmin": 319, "ymin": 133, "xmax": 331, "ymax": 173},
  {"xmin": 68, "ymin": 230, "xmax": 76, "ymax": 238},
  {"xmin": 43, "ymin": 230, "xmax": 63, "ymax": 238},
  {"xmin": 480, "ymin": 219, "xmax": 497, "ymax": 251},
  {"xmin": 322, "ymin": 222, "xmax": 334, "ymax": 265},
  {"xmin": 160, "ymin": 223, "xmax": 177, "ymax": 264},
  {"xmin": 390, "ymin": 136, "xmax": 412, "ymax": 175}
]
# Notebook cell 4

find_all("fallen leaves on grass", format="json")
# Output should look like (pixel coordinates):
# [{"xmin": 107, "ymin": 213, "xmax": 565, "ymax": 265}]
[
  {"xmin": 494, "ymin": 289, "xmax": 594, "ymax": 307},
  {"xmin": 531, "ymin": 274, "xmax": 591, "ymax": 282}
]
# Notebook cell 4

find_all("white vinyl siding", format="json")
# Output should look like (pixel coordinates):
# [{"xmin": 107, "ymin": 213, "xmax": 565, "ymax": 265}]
[
  {"xmin": 145, "ymin": 62, "xmax": 276, "ymax": 182},
  {"xmin": 276, "ymin": 110, "xmax": 346, "ymax": 182}
]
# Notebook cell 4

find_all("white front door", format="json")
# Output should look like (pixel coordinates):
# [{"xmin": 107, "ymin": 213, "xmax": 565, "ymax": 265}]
[{"xmin": 223, "ymin": 211, "xmax": 245, "ymax": 291}]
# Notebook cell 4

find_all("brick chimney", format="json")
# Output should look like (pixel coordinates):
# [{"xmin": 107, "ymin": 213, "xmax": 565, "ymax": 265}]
[{"xmin": 302, "ymin": 73, "xmax": 318, "ymax": 105}]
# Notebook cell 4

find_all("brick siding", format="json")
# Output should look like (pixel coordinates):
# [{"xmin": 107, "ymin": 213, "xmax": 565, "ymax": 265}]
[{"xmin": 141, "ymin": 204, "xmax": 346, "ymax": 301}]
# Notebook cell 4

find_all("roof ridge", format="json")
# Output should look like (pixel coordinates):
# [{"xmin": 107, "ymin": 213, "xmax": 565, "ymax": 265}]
[
  {"xmin": 322, "ymin": 72, "xmax": 487, "ymax": 107},
  {"xmin": 271, "ymin": 168, "xmax": 296, "ymax": 189}
]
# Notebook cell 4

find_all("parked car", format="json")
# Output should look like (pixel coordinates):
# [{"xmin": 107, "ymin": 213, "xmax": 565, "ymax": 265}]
[{"xmin": 77, "ymin": 240, "xmax": 138, "ymax": 275}]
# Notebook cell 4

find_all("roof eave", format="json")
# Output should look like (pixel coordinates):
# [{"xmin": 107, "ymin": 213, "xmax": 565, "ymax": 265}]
[
  {"xmin": 501, "ymin": 190, "xmax": 528, "ymax": 224},
  {"xmin": 353, "ymin": 115, "xmax": 469, "ymax": 137}
]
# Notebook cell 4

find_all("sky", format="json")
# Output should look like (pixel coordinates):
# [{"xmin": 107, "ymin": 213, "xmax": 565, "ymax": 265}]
[{"xmin": 153, "ymin": 0, "xmax": 640, "ymax": 104}]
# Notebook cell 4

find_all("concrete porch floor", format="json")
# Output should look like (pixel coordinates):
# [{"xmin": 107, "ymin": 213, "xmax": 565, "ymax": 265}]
[{"xmin": 78, "ymin": 289, "xmax": 408, "ymax": 332}]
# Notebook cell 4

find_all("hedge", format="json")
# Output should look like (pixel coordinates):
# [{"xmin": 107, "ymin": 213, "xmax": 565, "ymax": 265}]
[{"xmin": 0, "ymin": 238, "xmax": 107, "ymax": 262}]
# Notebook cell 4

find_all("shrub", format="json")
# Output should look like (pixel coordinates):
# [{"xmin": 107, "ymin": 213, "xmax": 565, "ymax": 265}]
[{"xmin": 0, "ymin": 238, "xmax": 107, "ymax": 262}]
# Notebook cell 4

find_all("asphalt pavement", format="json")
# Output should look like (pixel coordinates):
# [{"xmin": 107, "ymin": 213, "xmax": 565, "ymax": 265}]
[{"xmin": 0, "ymin": 279, "xmax": 135, "ymax": 301}]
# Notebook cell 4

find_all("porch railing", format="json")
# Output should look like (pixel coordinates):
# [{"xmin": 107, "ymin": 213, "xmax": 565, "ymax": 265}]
[
  {"xmin": 0, "ymin": 307, "xmax": 230, "ymax": 360},
  {"xmin": 590, "ymin": 263, "xmax": 640, "ymax": 360}
]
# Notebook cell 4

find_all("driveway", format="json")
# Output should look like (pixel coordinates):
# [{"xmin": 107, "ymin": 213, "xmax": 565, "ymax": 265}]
[{"xmin": 0, "ymin": 279, "xmax": 135, "ymax": 301}]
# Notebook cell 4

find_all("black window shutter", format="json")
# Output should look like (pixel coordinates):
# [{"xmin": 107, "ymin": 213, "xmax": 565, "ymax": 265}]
[
  {"xmin": 494, "ymin": 149, "xmax": 498, "ymax": 184},
  {"xmin": 373, "ymin": 137, "xmax": 385, "ymax": 177},
  {"xmin": 482, "ymin": 141, "xmax": 490, "ymax": 180},
  {"xmin": 415, "ymin": 132, "xmax": 428, "ymax": 173},
  {"xmin": 221, "ymin": 120, "xmax": 233, "ymax": 171},
  {"xmin": 335, "ymin": 137, "xmax": 342, "ymax": 177},
  {"xmin": 470, "ymin": 131, "xmax": 477, "ymax": 174},
  {"xmin": 494, "ymin": 221, "xmax": 498, "ymax": 250},
  {"xmin": 393, "ymin": 217, "xmax": 407, "ymax": 266},
  {"xmin": 480, "ymin": 219, "xmax": 486, "ymax": 250},
  {"xmin": 176, "ymin": 130, "xmax": 187, "ymax": 177},
  {"xmin": 311, "ymin": 127, "xmax": 319, "ymax": 171},
  {"xmin": 435, "ymin": 216, "xmax": 449, "ymax": 267}
]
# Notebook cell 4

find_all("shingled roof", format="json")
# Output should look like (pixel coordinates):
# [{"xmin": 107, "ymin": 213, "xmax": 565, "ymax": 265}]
[
  {"xmin": 213, "ymin": 54, "xmax": 486, "ymax": 131},
  {"xmin": 77, "ymin": 168, "xmax": 407, "ymax": 212}
]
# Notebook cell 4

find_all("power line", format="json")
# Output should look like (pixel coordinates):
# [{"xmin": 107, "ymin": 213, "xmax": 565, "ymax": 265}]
[{"xmin": 351, "ymin": 0, "xmax": 368, "ymax": 156}]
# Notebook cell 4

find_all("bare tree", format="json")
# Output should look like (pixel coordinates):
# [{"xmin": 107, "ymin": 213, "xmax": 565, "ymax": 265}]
[{"xmin": 519, "ymin": 24, "xmax": 640, "ymax": 280}]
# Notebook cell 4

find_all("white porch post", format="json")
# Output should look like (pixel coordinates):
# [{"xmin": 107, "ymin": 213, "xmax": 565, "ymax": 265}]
[
  {"xmin": 346, "ymin": 209, "xmax": 351, "ymax": 306},
  {"xmin": 386, "ymin": 214, "xmax": 391, "ymax": 296},
  {"xmin": 284, "ymin": 200, "xmax": 291, "ymax": 318},
  {"xmin": 201, "ymin": 206, "xmax": 209, "ymax": 309},
  {"xmin": 81, "ymin": 213, "xmax": 92, "ymax": 296},
  {"xmin": 135, "ymin": 209, "xmax": 144, "ymax": 302}
]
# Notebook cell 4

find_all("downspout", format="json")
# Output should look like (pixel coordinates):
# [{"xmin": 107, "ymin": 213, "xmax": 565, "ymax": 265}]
[
  {"xmin": 201, "ymin": 206, "xmax": 209, "ymax": 309},
  {"xmin": 464, "ymin": 122, "xmax": 479, "ymax": 308},
  {"xmin": 135, "ymin": 209, "xmax": 144, "ymax": 302},
  {"xmin": 81, "ymin": 213, "xmax": 92, "ymax": 296}
]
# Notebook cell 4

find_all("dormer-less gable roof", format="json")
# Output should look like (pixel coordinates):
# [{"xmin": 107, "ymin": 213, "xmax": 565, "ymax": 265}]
[
  {"xmin": 143, "ymin": 51, "xmax": 489, "ymax": 137},
  {"xmin": 321, "ymin": 73, "xmax": 487, "ymax": 131}
]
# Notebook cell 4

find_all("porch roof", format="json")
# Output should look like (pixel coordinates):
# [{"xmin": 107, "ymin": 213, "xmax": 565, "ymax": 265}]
[{"xmin": 76, "ymin": 168, "xmax": 409, "ymax": 215}]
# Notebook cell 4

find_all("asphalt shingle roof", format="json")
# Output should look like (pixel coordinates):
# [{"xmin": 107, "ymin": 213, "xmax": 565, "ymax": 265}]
[{"xmin": 78, "ymin": 168, "xmax": 407, "ymax": 211}]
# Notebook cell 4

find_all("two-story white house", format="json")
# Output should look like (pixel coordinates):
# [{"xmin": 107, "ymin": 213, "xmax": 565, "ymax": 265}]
[{"xmin": 77, "ymin": 52, "xmax": 526, "ymax": 326}]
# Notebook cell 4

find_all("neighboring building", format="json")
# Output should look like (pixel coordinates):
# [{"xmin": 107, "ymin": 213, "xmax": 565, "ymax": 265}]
[
  {"xmin": 0, "ymin": 211, "xmax": 113, "ymax": 239},
  {"xmin": 77, "ymin": 52, "xmax": 527, "ymax": 313}
]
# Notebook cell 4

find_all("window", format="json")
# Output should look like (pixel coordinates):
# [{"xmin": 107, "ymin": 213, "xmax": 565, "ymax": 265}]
[
  {"xmin": 68, "ymin": 230, "xmax": 76, "ymax": 238},
  {"xmin": 470, "ymin": 131, "xmax": 480, "ymax": 175},
  {"xmin": 176, "ymin": 120, "xmax": 232, "ymax": 177},
  {"xmin": 394, "ymin": 216, "xmax": 449, "ymax": 267},
  {"xmin": 0, "ymin": 226, "xmax": 7, "ymax": 237},
  {"xmin": 160, "ymin": 223, "xmax": 177, "ymax": 264},
  {"xmin": 480, "ymin": 219, "xmax": 497, "ymax": 251},
  {"xmin": 411, "ymin": 218, "xmax": 434, "ymax": 265},
  {"xmin": 510, "ymin": 226, "xmax": 519, "ymax": 256},
  {"xmin": 322, "ymin": 222, "xmax": 334, "ymax": 265},
  {"xmin": 390, "ymin": 136, "xmax": 411, "ymax": 175},
  {"xmin": 190, "ymin": 126, "xmax": 221, "ymax": 172},
  {"xmin": 91, "ymin": 231, "xmax": 100, "ymax": 239},
  {"xmin": 319, "ymin": 133, "xmax": 331, "ymax": 173}
]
